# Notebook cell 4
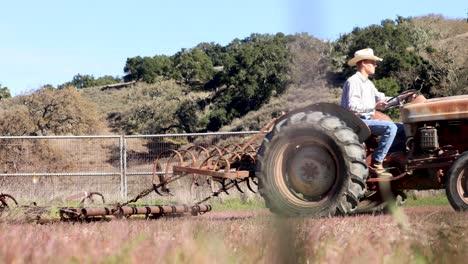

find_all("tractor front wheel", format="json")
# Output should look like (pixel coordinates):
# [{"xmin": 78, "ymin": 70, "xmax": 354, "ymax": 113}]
[{"xmin": 446, "ymin": 152, "xmax": 468, "ymax": 211}]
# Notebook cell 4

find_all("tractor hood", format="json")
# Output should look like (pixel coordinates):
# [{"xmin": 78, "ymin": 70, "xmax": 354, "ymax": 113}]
[{"xmin": 401, "ymin": 95, "xmax": 468, "ymax": 123}]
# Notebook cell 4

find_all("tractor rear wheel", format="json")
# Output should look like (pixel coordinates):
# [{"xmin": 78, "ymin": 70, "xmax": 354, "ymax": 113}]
[
  {"xmin": 256, "ymin": 111, "xmax": 368, "ymax": 217},
  {"xmin": 446, "ymin": 152, "xmax": 468, "ymax": 211}
]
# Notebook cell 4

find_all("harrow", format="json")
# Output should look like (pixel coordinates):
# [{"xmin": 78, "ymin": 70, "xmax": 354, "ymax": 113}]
[
  {"xmin": 153, "ymin": 141, "xmax": 259, "ymax": 198},
  {"xmin": 151, "ymin": 118, "xmax": 276, "ymax": 201},
  {"xmin": 0, "ymin": 120, "xmax": 275, "ymax": 224}
]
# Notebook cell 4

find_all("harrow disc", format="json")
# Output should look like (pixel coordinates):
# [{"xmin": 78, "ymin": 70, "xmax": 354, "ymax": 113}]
[
  {"xmin": 80, "ymin": 192, "xmax": 106, "ymax": 206},
  {"xmin": 0, "ymin": 193, "xmax": 18, "ymax": 210}
]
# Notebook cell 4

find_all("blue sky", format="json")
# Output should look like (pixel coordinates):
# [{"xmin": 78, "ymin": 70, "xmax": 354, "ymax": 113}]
[{"xmin": 1, "ymin": 0, "xmax": 466, "ymax": 96}]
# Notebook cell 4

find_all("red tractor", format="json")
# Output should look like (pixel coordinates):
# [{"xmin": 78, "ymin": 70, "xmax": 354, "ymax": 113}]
[{"xmin": 256, "ymin": 92, "xmax": 468, "ymax": 216}]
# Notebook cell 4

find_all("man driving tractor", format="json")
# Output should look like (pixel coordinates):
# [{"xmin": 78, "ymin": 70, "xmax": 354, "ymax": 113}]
[{"xmin": 341, "ymin": 48, "xmax": 414, "ymax": 178}]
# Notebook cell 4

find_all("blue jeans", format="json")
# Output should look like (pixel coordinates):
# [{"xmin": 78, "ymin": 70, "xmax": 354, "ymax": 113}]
[{"xmin": 362, "ymin": 119, "xmax": 405, "ymax": 162}]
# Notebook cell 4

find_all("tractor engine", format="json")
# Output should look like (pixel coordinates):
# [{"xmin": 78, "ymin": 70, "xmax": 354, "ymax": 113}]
[
  {"xmin": 388, "ymin": 119, "xmax": 468, "ymax": 191},
  {"xmin": 418, "ymin": 126, "xmax": 439, "ymax": 152},
  {"xmin": 413, "ymin": 119, "xmax": 468, "ymax": 155}
]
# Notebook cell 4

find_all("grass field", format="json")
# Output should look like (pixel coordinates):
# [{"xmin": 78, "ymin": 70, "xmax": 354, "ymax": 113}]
[
  {"xmin": 1, "ymin": 193, "xmax": 467, "ymax": 264},
  {"xmin": 403, "ymin": 192, "xmax": 450, "ymax": 207}
]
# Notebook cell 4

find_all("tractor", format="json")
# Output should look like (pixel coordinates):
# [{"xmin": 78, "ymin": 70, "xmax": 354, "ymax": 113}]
[
  {"xmin": 2, "ymin": 92, "xmax": 467, "ymax": 222},
  {"xmin": 256, "ymin": 92, "xmax": 468, "ymax": 216}
]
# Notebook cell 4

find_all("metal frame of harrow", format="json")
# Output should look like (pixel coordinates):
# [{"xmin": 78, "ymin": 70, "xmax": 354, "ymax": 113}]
[
  {"xmin": 152, "ymin": 118, "xmax": 277, "ymax": 202},
  {"xmin": 0, "ymin": 119, "xmax": 276, "ymax": 223},
  {"xmin": 153, "ymin": 143, "xmax": 258, "ymax": 198},
  {"xmin": 0, "ymin": 191, "xmax": 212, "ymax": 224}
]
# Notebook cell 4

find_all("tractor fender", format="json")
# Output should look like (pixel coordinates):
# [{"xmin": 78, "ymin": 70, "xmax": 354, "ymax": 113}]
[{"xmin": 276, "ymin": 102, "xmax": 371, "ymax": 143}]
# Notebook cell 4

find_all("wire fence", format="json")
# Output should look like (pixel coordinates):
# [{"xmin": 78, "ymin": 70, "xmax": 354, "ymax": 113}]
[{"xmin": 0, "ymin": 131, "xmax": 261, "ymax": 203}]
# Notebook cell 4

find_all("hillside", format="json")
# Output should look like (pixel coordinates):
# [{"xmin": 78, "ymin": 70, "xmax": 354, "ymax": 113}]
[
  {"xmin": 80, "ymin": 33, "xmax": 333, "ymax": 132},
  {"xmin": 2, "ymin": 15, "xmax": 465, "ymax": 137},
  {"xmin": 77, "ymin": 16, "xmax": 467, "ymax": 134},
  {"xmin": 80, "ymin": 81, "xmax": 210, "ymax": 120},
  {"xmin": 412, "ymin": 15, "xmax": 468, "ymax": 95}
]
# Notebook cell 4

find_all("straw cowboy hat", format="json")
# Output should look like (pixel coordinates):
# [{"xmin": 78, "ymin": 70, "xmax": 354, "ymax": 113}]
[{"xmin": 347, "ymin": 48, "xmax": 383, "ymax": 66}]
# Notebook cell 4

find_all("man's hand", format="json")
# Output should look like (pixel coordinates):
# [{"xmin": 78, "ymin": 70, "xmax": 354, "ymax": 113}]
[
  {"xmin": 398, "ymin": 92, "xmax": 417, "ymax": 102},
  {"xmin": 375, "ymin": 101, "xmax": 388, "ymax": 110}
]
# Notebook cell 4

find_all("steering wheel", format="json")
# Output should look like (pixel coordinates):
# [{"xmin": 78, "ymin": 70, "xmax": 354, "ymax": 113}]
[{"xmin": 384, "ymin": 89, "xmax": 417, "ymax": 110}]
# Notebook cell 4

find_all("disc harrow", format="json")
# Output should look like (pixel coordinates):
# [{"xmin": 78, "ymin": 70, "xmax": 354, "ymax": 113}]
[
  {"xmin": 0, "ymin": 191, "xmax": 212, "ymax": 224},
  {"xmin": 0, "ymin": 141, "xmax": 260, "ymax": 223},
  {"xmin": 151, "ymin": 118, "xmax": 277, "ymax": 202},
  {"xmin": 0, "ymin": 120, "xmax": 276, "ymax": 224},
  {"xmin": 152, "ymin": 141, "xmax": 259, "ymax": 201}
]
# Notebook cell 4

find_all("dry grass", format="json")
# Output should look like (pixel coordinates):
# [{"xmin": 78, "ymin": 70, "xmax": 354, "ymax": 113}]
[
  {"xmin": 1, "ymin": 206, "xmax": 467, "ymax": 263},
  {"xmin": 412, "ymin": 15, "xmax": 468, "ymax": 41}
]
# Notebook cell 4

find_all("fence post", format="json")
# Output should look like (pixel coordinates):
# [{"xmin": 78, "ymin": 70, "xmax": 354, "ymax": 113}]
[
  {"xmin": 123, "ymin": 136, "xmax": 128, "ymax": 200},
  {"xmin": 119, "ymin": 136, "xmax": 127, "ymax": 200}
]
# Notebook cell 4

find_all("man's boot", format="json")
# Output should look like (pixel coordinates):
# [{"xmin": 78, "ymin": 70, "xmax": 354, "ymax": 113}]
[{"xmin": 370, "ymin": 160, "xmax": 393, "ymax": 178}]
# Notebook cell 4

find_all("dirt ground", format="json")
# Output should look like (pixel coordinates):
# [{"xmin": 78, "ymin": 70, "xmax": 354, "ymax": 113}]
[{"xmin": 1, "ymin": 205, "xmax": 467, "ymax": 264}]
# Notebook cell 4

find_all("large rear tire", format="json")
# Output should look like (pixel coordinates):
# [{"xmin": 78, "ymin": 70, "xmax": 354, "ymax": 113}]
[
  {"xmin": 256, "ymin": 111, "xmax": 368, "ymax": 217},
  {"xmin": 446, "ymin": 152, "xmax": 468, "ymax": 211}
]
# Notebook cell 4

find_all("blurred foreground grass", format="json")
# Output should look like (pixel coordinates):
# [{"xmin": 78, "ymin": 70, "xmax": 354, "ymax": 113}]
[
  {"xmin": 2, "ymin": 192, "xmax": 468, "ymax": 264},
  {"xmin": 1, "ymin": 203, "xmax": 467, "ymax": 264}
]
